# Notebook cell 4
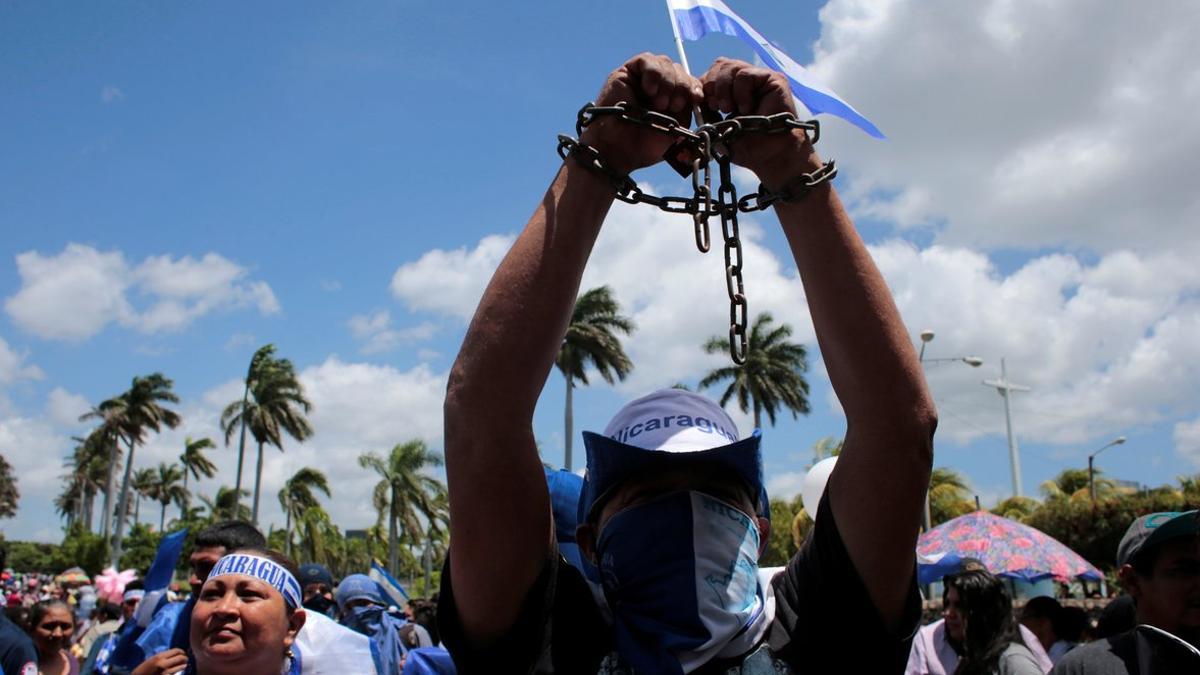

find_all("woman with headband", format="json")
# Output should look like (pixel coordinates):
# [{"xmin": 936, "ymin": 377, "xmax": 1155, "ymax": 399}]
[{"xmin": 188, "ymin": 549, "xmax": 306, "ymax": 675}]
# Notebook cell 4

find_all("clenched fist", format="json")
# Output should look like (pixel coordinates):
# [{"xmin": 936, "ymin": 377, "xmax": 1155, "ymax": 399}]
[
  {"xmin": 700, "ymin": 58, "xmax": 821, "ymax": 185},
  {"xmin": 579, "ymin": 53, "xmax": 703, "ymax": 175}
]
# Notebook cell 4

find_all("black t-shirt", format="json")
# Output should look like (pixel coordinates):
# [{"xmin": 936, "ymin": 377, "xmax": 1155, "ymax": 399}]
[
  {"xmin": 0, "ymin": 612, "xmax": 37, "ymax": 675},
  {"xmin": 438, "ymin": 490, "xmax": 921, "ymax": 674}
]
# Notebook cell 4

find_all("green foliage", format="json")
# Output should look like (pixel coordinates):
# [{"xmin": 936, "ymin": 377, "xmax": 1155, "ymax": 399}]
[
  {"xmin": 929, "ymin": 467, "xmax": 975, "ymax": 526},
  {"xmin": 700, "ymin": 312, "xmax": 810, "ymax": 429},
  {"xmin": 1024, "ymin": 490, "xmax": 1199, "ymax": 572},
  {"xmin": 119, "ymin": 523, "xmax": 163, "ymax": 572},
  {"xmin": 556, "ymin": 286, "xmax": 636, "ymax": 387},
  {"xmin": 5, "ymin": 540, "xmax": 60, "ymax": 573},
  {"xmin": 762, "ymin": 498, "xmax": 799, "ymax": 566},
  {"xmin": 0, "ymin": 453, "xmax": 19, "ymax": 519}
]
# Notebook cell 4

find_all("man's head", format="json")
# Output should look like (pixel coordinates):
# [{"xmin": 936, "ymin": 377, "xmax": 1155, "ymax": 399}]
[
  {"xmin": 334, "ymin": 574, "xmax": 386, "ymax": 615},
  {"xmin": 121, "ymin": 580, "xmax": 145, "ymax": 621},
  {"xmin": 1116, "ymin": 510, "xmax": 1200, "ymax": 641},
  {"xmin": 1020, "ymin": 595, "xmax": 1062, "ymax": 650},
  {"xmin": 575, "ymin": 389, "xmax": 768, "ymax": 560},
  {"xmin": 189, "ymin": 521, "xmax": 266, "ymax": 587}
]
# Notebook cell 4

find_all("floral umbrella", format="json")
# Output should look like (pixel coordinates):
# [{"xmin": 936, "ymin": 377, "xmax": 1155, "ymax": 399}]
[
  {"xmin": 54, "ymin": 567, "xmax": 91, "ymax": 585},
  {"xmin": 917, "ymin": 510, "xmax": 1102, "ymax": 583}
]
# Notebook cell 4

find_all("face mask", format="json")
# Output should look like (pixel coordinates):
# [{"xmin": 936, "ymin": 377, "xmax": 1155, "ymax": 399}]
[
  {"xmin": 341, "ymin": 604, "xmax": 385, "ymax": 636},
  {"xmin": 303, "ymin": 594, "xmax": 334, "ymax": 616},
  {"xmin": 596, "ymin": 491, "xmax": 767, "ymax": 674}
]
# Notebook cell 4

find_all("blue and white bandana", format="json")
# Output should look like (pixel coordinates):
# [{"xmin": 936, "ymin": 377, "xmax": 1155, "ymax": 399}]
[{"xmin": 207, "ymin": 553, "xmax": 302, "ymax": 609}]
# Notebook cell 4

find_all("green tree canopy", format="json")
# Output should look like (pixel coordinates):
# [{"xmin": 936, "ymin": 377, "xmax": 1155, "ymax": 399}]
[{"xmin": 700, "ymin": 312, "xmax": 810, "ymax": 429}]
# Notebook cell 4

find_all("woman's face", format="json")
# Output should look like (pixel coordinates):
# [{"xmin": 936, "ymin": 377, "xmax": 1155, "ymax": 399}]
[
  {"xmin": 943, "ymin": 586, "xmax": 966, "ymax": 642},
  {"xmin": 191, "ymin": 575, "xmax": 304, "ymax": 674},
  {"xmin": 33, "ymin": 605, "xmax": 74, "ymax": 654}
]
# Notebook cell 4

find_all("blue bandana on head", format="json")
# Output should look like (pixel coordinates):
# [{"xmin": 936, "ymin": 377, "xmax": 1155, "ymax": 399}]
[{"xmin": 207, "ymin": 553, "xmax": 302, "ymax": 609}]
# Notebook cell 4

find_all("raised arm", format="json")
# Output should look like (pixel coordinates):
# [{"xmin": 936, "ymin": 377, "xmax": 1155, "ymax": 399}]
[
  {"xmin": 701, "ymin": 59, "xmax": 937, "ymax": 628},
  {"xmin": 443, "ymin": 54, "xmax": 702, "ymax": 644}
]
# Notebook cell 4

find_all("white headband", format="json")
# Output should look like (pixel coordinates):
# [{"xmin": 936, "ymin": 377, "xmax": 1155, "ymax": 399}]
[
  {"xmin": 207, "ymin": 553, "xmax": 301, "ymax": 608},
  {"xmin": 122, "ymin": 589, "xmax": 145, "ymax": 603}
]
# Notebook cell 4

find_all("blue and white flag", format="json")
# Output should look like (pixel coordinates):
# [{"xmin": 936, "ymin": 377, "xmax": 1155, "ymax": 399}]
[
  {"xmin": 667, "ymin": 0, "xmax": 884, "ymax": 138},
  {"xmin": 368, "ymin": 559, "xmax": 409, "ymax": 607}
]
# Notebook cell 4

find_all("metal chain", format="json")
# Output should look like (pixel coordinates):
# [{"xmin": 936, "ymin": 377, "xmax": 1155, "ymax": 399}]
[{"xmin": 557, "ymin": 101, "xmax": 832, "ymax": 364}]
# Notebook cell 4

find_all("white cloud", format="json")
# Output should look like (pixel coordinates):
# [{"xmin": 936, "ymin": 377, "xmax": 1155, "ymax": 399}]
[
  {"xmin": 5, "ymin": 244, "xmax": 279, "ymax": 341},
  {"xmin": 808, "ymin": 0, "xmax": 1200, "ymax": 254},
  {"xmin": 133, "ymin": 357, "xmax": 448, "ymax": 532},
  {"xmin": 1175, "ymin": 417, "xmax": 1200, "ymax": 466},
  {"xmin": 390, "ymin": 234, "xmax": 515, "ymax": 320},
  {"xmin": 100, "ymin": 86, "xmax": 123, "ymax": 103},
  {"xmin": 347, "ymin": 310, "xmax": 436, "ymax": 354},
  {"xmin": 766, "ymin": 471, "xmax": 806, "ymax": 500},
  {"xmin": 873, "ymin": 242, "xmax": 1200, "ymax": 448},
  {"xmin": 45, "ymin": 388, "xmax": 90, "ymax": 428},
  {"xmin": 0, "ymin": 337, "xmax": 43, "ymax": 384}
]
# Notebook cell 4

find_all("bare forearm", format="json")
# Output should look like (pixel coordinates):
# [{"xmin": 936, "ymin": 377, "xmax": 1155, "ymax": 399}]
[
  {"xmin": 763, "ymin": 156, "xmax": 934, "ymax": 435},
  {"xmin": 444, "ymin": 160, "xmax": 612, "ymax": 640},
  {"xmin": 446, "ymin": 162, "xmax": 613, "ymax": 420}
]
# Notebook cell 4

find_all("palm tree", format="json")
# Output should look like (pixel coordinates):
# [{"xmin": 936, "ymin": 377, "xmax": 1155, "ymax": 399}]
[
  {"xmin": 221, "ymin": 351, "xmax": 313, "ymax": 524},
  {"xmin": 929, "ymin": 467, "xmax": 975, "ymax": 526},
  {"xmin": 227, "ymin": 345, "xmax": 277, "ymax": 516},
  {"xmin": 358, "ymin": 440, "xmax": 447, "ymax": 576},
  {"xmin": 179, "ymin": 437, "xmax": 217, "ymax": 518},
  {"xmin": 699, "ymin": 312, "xmax": 810, "ymax": 429},
  {"xmin": 77, "ymin": 410, "xmax": 124, "ymax": 540},
  {"xmin": 992, "ymin": 495, "xmax": 1040, "ymax": 523},
  {"xmin": 278, "ymin": 467, "xmax": 332, "ymax": 558},
  {"xmin": 0, "ymin": 454, "xmax": 19, "ymax": 520},
  {"xmin": 555, "ymin": 286, "xmax": 635, "ymax": 471},
  {"xmin": 94, "ymin": 373, "xmax": 181, "ymax": 566},
  {"xmin": 1040, "ymin": 467, "xmax": 1129, "ymax": 503},
  {"xmin": 810, "ymin": 436, "xmax": 843, "ymax": 462},
  {"xmin": 200, "ymin": 486, "xmax": 251, "ymax": 521},
  {"xmin": 148, "ymin": 463, "xmax": 188, "ymax": 532},
  {"xmin": 57, "ymin": 435, "xmax": 108, "ymax": 531},
  {"xmin": 132, "ymin": 468, "xmax": 157, "ymax": 527}
]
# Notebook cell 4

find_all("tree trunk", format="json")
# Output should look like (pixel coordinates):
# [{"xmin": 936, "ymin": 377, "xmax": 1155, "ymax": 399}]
[
  {"xmin": 134, "ymin": 496, "xmax": 141, "ymax": 527},
  {"xmin": 388, "ymin": 487, "xmax": 400, "ymax": 577},
  {"xmin": 564, "ymin": 375, "xmax": 574, "ymax": 471},
  {"xmin": 160, "ymin": 502, "xmax": 167, "ymax": 532},
  {"xmin": 181, "ymin": 472, "xmax": 189, "ymax": 521},
  {"xmin": 101, "ymin": 437, "xmax": 120, "ymax": 541},
  {"xmin": 234, "ymin": 381, "xmax": 251, "ymax": 515},
  {"xmin": 111, "ymin": 438, "xmax": 137, "ymax": 568},
  {"xmin": 252, "ymin": 441, "xmax": 265, "ymax": 525},
  {"xmin": 284, "ymin": 500, "xmax": 292, "ymax": 558},
  {"xmin": 753, "ymin": 403, "xmax": 761, "ymax": 431}
]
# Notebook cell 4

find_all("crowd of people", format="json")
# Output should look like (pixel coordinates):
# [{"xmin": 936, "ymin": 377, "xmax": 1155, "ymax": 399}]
[
  {"xmin": 0, "ymin": 520, "xmax": 452, "ymax": 674},
  {"xmin": 3, "ymin": 53, "xmax": 1199, "ymax": 674}
]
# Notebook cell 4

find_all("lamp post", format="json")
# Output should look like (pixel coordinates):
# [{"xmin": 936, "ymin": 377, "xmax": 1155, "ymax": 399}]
[
  {"xmin": 983, "ymin": 358, "xmax": 1031, "ymax": 497},
  {"xmin": 917, "ymin": 330, "xmax": 983, "ymax": 532},
  {"xmin": 1088, "ymin": 436, "xmax": 1127, "ymax": 504}
]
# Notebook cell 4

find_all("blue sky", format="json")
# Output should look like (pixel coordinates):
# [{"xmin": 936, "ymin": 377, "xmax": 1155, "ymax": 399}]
[{"xmin": 2, "ymin": 0, "xmax": 1199, "ymax": 542}]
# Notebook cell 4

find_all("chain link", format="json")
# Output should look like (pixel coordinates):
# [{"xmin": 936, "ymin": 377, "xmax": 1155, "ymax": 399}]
[{"xmin": 557, "ymin": 101, "xmax": 832, "ymax": 364}]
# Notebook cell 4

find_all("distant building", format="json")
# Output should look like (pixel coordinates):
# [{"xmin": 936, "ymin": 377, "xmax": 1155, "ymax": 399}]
[{"xmin": 345, "ymin": 529, "xmax": 369, "ymax": 540}]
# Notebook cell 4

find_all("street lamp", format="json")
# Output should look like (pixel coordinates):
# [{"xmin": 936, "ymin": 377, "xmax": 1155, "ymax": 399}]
[
  {"xmin": 917, "ymin": 330, "xmax": 984, "ymax": 533},
  {"xmin": 1088, "ymin": 436, "xmax": 1127, "ymax": 504}
]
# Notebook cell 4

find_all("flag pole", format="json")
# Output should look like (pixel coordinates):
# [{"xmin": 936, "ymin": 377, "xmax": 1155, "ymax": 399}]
[{"xmin": 664, "ymin": 0, "xmax": 705, "ymax": 124}]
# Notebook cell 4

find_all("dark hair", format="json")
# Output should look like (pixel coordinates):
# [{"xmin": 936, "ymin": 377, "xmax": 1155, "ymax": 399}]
[
  {"xmin": 195, "ymin": 520, "xmax": 266, "ymax": 551},
  {"xmin": 1021, "ymin": 595, "xmax": 1062, "ymax": 622},
  {"xmin": 413, "ymin": 599, "xmax": 440, "ymax": 646},
  {"xmin": 124, "ymin": 579, "xmax": 144, "ymax": 592},
  {"xmin": 944, "ymin": 570, "xmax": 1022, "ymax": 675},
  {"xmin": 1094, "ymin": 594, "xmax": 1136, "ymax": 639},
  {"xmin": 98, "ymin": 602, "xmax": 122, "ymax": 622},
  {"xmin": 1055, "ymin": 606, "xmax": 1088, "ymax": 643},
  {"xmin": 27, "ymin": 600, "xmax": 72, "ymax": 633}
]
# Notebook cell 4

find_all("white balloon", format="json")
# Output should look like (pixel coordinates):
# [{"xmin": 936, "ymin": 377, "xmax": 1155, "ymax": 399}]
[{"xmin": 801, "ymin": 457, "xmax": 838, "ymax": 520}]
